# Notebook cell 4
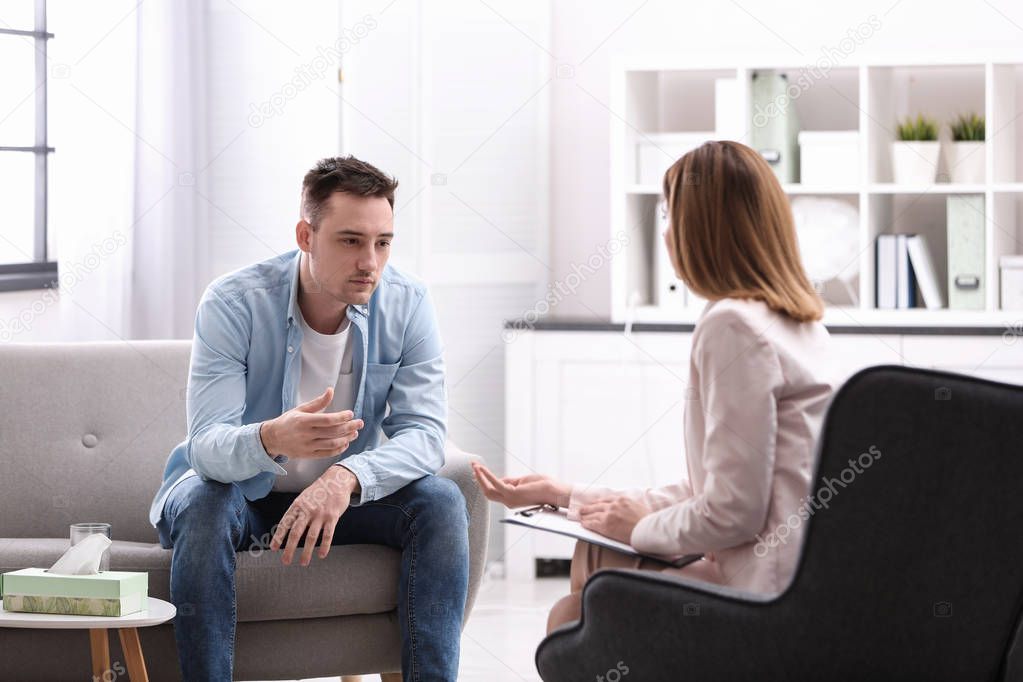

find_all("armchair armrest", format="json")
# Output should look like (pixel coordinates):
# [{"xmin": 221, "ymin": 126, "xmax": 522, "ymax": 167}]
[
  {"xmin": 536, "ymin": 568, "xmax": 787, "ymax": 681},
  {"xmin": 437, "ymin": 440, "xmax": 489, "ymax": 623}
]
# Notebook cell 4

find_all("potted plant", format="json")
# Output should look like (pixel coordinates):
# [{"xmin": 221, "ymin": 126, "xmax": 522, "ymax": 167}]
[
  {"xmin": 892, "ymin": 114, "xmax": 940, "ymax": 184},
  {"xmin": 947, "ymin": 113, "xmax": 985, "ymax": 184}
]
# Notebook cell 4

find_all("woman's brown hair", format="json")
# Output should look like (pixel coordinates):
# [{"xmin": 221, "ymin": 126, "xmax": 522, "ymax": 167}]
[{"xmin": 662, "ymin": 140, "xmax": 823, "ymax": 323}]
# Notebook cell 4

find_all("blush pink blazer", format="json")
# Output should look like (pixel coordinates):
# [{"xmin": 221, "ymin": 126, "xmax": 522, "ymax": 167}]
[{"xmin": 568, "ymin": 297, "xmax": 838, "ymax": 595}]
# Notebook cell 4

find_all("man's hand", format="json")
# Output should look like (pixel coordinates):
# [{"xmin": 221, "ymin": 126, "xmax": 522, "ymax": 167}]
[
  {"xmin": 270, "ymin": 465, "xmax": 361, "ymax": 566},
  {"xmin": 259, "ymin": 386, "xmax": 364, "ymax": 460},
  {"xmin": 472, "ymin": 461, "xmax": 571, "ymax": 509},
  {"xmin": 578, "ymin": 496, "xmax": 652, "ymax": 544}
]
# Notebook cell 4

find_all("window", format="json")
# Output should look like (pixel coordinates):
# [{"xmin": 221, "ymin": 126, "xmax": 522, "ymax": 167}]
[{"xmin": 0, "ymin": 0, "xmax": 56, "ymax": 291}]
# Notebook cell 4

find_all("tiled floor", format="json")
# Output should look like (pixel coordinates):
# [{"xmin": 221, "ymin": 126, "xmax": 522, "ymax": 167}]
[
  {"xmin": 458, "ymin": 576, "xmax": 569, "ymax": 681},
  {"xmin": 254, "ymin": 576, "xmax": 570, "ymax": 682}
]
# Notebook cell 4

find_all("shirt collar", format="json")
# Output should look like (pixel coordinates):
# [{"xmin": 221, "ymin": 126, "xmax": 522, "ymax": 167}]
[
  {"xmin": 286, "ymin": 249, "xmax": 369, "ymax": 325},
  {"xmin": 286, "ymin": 250, "xmax": 302, "ymax": 325}
]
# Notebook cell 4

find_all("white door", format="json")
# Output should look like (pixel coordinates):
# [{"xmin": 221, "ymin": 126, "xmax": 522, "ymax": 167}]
[{"xmin": 340, "ymin": 0, "xmax": 551, "ymax": 561}]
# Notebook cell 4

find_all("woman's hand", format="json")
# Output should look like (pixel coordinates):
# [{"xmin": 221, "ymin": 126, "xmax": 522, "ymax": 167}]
[
  {"xmin": 472, "ymin": 462, "xmax": 571, "ymax": 509},
  {"xmin": 579, "ymin": 496, "xmax": 652, "ymax": 544}
]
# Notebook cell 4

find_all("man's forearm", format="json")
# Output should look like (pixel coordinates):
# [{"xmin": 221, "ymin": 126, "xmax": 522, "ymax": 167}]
[
  {"xmin": 340, "ymin": 424, "xmax": 444, "ymax": 504},
  {"xmin": 188, "ymin": 421, "xmax": 286, "ymax": 482},
  {"xmin": 258, "ymin": 419, "xmax": 279, "ymax": 457},
  {"xmin": 331, "ymin": 464, "xmax": 362, "ymax": 494}
]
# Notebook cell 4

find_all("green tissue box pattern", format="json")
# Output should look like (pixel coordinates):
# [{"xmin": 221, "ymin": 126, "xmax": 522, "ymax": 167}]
[{"xmin": 3, "ymin": 593, "xmax": 128, "ymax": 616}]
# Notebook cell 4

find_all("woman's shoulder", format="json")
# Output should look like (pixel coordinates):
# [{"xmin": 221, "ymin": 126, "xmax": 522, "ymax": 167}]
[
  {"xmin": 696, "ymin": 297, "xmax": 776, "ymax": 336},
  {"xmin": 695, "ymin": 297, "xmax": 829, "ymax": 352}
]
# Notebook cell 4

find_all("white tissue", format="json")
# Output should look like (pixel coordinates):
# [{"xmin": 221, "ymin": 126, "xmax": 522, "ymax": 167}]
[{"xmin": 47, "ymin": 533, "xmax": 112, "ymax": 575}]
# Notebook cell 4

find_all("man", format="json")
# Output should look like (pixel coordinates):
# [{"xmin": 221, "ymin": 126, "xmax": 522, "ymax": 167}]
[{"xmin": 148, "ymin": 156, "xmax": 469, "ymax": 681}]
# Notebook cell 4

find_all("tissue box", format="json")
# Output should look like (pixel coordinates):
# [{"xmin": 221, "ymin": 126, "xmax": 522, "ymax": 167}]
[{"xmin": 1, "ymin": 568, "xmax": 148, "ymax": 617}]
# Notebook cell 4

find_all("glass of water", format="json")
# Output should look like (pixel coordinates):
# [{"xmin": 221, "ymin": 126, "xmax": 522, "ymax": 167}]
[{"xmin": 70, "ymin": 522, "xmax": 112, "ymax": 572}]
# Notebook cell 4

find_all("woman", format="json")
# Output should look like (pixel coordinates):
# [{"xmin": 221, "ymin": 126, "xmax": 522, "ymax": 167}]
[{"xmin": 473, "ymin": 140, "xmax": 839, "ymax": 633}]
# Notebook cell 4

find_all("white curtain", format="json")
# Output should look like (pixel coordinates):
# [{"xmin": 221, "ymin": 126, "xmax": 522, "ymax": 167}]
[
  {"xmin": 46, "ymin": 0, "xmax": 138, "ymax": 343},
  {"xmin": 127, "ymin": 0, "xmax": 209, "ymax": 339},
  {"xmin": 38, "ymin": 1, "xmax": 337, "ymax": 344}
]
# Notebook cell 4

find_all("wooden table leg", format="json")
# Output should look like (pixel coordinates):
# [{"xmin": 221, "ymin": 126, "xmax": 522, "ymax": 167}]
[
  {"xmin": 118, "ymin": 627, "xmax": 149, "ymax": 682},
  {"xmin": 89, "ymin": 628, "xmax": 110, "ymax": 679}
]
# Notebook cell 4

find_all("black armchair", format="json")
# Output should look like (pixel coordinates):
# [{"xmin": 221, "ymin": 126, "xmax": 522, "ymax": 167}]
[{"xmin": 536, "ymin": 365, "xmax": 1023, "ymax": 681}]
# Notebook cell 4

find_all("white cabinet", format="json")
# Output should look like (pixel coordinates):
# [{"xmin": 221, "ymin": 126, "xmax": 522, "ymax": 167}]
[
  {"xmin": 502, "ymin": 327, "xmax": 1023, "ymax": 579},
  {"xmin": 901, "ymin": 334, "xmax": 1023, "ymax": 385},
  {"xmin": 503, "ymin": 331, "xmax": 691, "ymax": 579},
  {"xmin": 828, "ymin": 334, "xmax": 905, "ymax": 383}
]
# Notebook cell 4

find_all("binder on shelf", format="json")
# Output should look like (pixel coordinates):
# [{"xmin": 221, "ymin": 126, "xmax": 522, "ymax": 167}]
[
  {"xmin": 654, "ymin": 208, "xmax": 687, "ymax": 308},
  {"xmin": 655, "ymin": 209, "xmax": 686, "ymax": 310},
  {"xmin": 906, "ymin": 235, "xmax": 945, "ymax": 309},
  {"xmin": 750, "ymin": 70, "xmax": 800, "ymax": 184},
  {"xmin": 947, "ymin": 195, "xmax": 986, "ymax": 310}
]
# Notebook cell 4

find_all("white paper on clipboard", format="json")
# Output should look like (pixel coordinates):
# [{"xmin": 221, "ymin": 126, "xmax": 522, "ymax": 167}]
[{"xmin": 500, "ymin": 505, "xmax": 702, "ymax": 569}]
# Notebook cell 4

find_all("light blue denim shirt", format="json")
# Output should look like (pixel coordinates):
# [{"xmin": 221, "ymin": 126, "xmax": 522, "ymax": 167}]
[{"xmin": 148, "ymin": 249, "xmax": 447, "ymax": 527}]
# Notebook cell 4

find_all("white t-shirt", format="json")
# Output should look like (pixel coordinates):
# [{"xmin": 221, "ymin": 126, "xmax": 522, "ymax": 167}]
[{"xmin": 272, "ymin": 305, "xmax": 357, "ymax": 492}]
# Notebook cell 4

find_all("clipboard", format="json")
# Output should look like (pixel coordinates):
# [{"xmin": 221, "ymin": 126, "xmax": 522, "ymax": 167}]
[{"xmin": 500, "ymin": 504, "xmax": 702, "ymax": 569}]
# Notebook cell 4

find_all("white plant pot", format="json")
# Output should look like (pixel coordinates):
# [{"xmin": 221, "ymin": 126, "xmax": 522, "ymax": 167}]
[
  {"xmin": 946, "ymin": 141, "xmax": 985, "ymax": 184},
  {"xmin": 891, "ymin": 141, "xmax": 941, "ymax": 185}
]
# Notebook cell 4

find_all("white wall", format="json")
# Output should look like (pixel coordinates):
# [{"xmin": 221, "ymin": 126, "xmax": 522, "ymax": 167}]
[
  {"xmin": 203, "ymin": 0, "xmax": 342, "ymax": 278},
  {"xmin": 548, "ymin": 0, "xmax": 1023, "ymax": 318}
]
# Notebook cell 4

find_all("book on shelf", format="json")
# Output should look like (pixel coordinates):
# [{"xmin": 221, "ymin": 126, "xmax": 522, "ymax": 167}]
[
  {"xmin": 877, "ymin": 234, "xmax": 925, "ymax": 309},
  {"xmin": 876, "ymin": 234, "xmax": 898, "ymax": 309},
  {"xmin": 896, "ymin": 234, "xmax": 916, "ymax": 308},
  {"xmin": 906, "ymin": 235, "xmax": 945, "ymax": 309}
]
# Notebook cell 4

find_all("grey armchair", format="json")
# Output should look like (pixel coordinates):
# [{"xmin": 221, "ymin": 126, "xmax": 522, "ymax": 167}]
[
  {"xmin": 537, "ymin": 365, "xmax": 1023, "ymax": 681},
  {"xmin": 0, "ymin": 340, "xmax": 489, "ymax": 681}
]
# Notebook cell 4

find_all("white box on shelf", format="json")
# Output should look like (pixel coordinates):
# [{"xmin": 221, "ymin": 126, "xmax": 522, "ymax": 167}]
[
  {"xmin": 797, "ymin": 131, "xmax": 859, "ymax": 185},
  {"xmin": 1001, "ymin": 256, "xmax": 1023, "ymax": 310},
  {"xmin": 636, "ymin": 132, "xmax": 711, "ymax": 186},
  {"xmin": 714, "ymin": 78, "xmax": 741, "ymax": 140}
]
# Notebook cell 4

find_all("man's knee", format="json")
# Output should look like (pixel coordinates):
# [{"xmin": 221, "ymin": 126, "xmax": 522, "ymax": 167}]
[
  {"xmin": 164, "ymin": 477, "xmax": 245, "ymax": 543},
  {"xmin": 412, "ymin": 476, "xmax": 469, "ymax": 533}
]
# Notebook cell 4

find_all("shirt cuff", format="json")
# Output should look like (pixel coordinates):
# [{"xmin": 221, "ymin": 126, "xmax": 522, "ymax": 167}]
[
  {"xmin": 334, "ymin": 458, "xmax": 375, "ymax": 506},
  {"xmin": 629, "ymin": 507, "xmax": 682, "ymax": 556},
  {"xmin": 249, "ymin": 422, "xmax": 288, "ymax": 475}
]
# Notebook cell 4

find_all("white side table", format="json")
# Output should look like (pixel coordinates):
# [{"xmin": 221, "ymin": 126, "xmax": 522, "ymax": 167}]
[{"xmin": 0, "ymin": 597, "xmax": 176, "ymax": 681}]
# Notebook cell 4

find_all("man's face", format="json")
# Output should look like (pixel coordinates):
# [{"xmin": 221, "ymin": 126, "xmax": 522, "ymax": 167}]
[{"xmin": 298, "ymin": 191, "xmax": 394, "ymax": 305}]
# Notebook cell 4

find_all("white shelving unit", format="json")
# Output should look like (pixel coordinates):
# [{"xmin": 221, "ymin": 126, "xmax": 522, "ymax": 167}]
[{"xmin": 610, "ymin": 55, "xmax": 1023, "ymax": 327}]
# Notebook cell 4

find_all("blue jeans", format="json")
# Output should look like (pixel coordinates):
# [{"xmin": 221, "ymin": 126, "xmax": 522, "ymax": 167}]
[{"xmin": 156, "ymin": 474, "xmax": 469, "ymax": 682}]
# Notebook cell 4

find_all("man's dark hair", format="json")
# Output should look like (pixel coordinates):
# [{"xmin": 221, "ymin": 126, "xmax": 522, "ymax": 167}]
[{"xmin": 301, "ymin": 155, "xmax": 398, "ymax": 228}]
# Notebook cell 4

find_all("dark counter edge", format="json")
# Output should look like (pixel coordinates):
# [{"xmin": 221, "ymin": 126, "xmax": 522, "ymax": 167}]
[{"xmin": 503, "ymin": 319, "xmax": 1009, "ymax": 336}]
